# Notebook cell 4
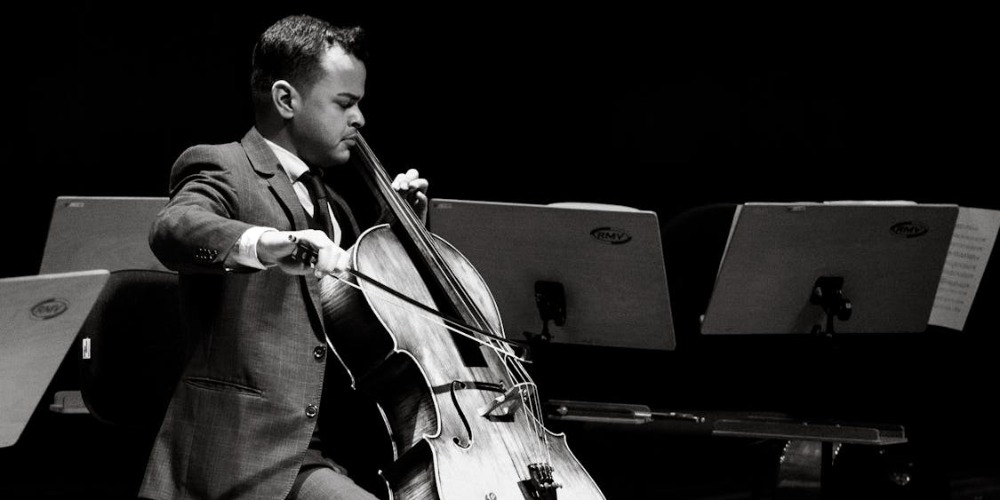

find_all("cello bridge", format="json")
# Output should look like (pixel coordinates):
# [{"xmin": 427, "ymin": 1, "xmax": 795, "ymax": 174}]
[{"xmin": 478, "ymin": 384, "xmax": 525, "ymax": 420}]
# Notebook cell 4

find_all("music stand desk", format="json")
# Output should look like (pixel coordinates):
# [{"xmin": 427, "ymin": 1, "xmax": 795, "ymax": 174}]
[
  {"xmin": 0, "ymin": 270, "xmax": 109, "ymax": 447},
  {"xmin": 701, "ymin": 202, "xmax": 959, "ymax": 335},
  {"xmin": 429, "ymin": 198, "xmax": 675, "ymax": 351},
  {"xmin": 39, "ymin": 196, "xmax": 168, "ymax": 274}
]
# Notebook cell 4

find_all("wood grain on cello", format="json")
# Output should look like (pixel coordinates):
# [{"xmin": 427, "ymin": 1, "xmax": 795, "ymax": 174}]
[{"xmin": 317, "ymin": 132, "xmax": 606, "ymax": 499}]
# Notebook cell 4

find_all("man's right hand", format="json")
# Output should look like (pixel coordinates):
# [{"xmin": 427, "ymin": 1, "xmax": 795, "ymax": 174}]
[{"xmin": 257, "ymin": 229, "xmax": 350, "ymax": 278}]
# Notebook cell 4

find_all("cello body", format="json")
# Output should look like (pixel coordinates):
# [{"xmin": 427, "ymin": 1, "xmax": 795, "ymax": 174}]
[{"xmin": 320, "ymin": 224, "xmax": 606, "ymax": 500}]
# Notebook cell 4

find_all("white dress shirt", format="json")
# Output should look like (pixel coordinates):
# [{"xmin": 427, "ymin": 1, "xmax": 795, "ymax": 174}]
[{"xmin": 230, "ymin": 139, "xmax": 341, "ymax": 269}]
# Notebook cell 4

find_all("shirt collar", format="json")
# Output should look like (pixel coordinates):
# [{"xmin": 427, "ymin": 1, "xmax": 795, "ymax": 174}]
[{"xmin": 263, "ymin": 138, "xmax": 310, "ymax": 183}]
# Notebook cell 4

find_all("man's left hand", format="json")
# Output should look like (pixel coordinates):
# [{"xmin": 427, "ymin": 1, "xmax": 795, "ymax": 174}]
[{"xmin": 391, "ymin": 168, "xmax": 429, "ymax": 224}]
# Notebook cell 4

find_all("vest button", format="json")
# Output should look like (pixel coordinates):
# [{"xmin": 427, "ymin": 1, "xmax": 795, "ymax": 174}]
[
  {"xmin": 305, "ymin": 404, "xmax": 318, "ymax": 418},
  {"xmin": 313, "ymin": 345, "xmax": 326, "ymax": 360}
]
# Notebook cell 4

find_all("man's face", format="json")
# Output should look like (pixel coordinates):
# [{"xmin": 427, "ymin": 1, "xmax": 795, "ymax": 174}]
[{"xmin": 291, "ymin": 45, "xmax": 366, "ymax": 168}]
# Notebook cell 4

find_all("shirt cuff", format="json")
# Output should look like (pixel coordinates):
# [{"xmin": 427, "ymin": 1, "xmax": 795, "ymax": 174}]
[{"xmin": 232, "ymin": 226, "xmax": 278, "ymax": 270}]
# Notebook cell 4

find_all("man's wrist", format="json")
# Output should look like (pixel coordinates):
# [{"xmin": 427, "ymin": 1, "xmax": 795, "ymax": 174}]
[{"xmin": 235, "ymin": 226, "xmax": 278, "ymax": 269}]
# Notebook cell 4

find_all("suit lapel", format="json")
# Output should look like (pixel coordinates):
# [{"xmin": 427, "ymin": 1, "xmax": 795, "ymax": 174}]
[
  {"xmin": 242, "ymin": 128, "xmax": 308, "ymax": 232},
  {"xmin": 241, "ymin": 128, "xmax": 328, "ymax": 335}
]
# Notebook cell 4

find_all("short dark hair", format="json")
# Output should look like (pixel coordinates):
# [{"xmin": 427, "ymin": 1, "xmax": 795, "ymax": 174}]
[{"xmin": 250, "ymin": 15, "xmax": 366, "ymax": 108}]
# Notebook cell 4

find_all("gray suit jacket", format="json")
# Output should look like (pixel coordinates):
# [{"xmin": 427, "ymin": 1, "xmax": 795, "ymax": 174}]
[{"xmin": 141, "ymin": 128, "xmax": 362, "ymax": 499}]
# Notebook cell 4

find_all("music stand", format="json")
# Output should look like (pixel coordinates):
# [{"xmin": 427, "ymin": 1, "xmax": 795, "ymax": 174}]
[
  {"xmin": 428, "ymin": 198, "xmax": 675, "ymax": 351},
  {"xmin": 700, "ymin": 202, "xmax": 959, "ymax": 335},
  {"xmin": 1, "ymin": 270, "xmax": 109, "ymax": 447},
  {"xmin": 39, "ymin": 196, "xmax": 169, "ymax": 274}
]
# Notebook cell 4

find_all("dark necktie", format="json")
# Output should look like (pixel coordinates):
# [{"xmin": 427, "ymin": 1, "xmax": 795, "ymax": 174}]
[{"xmin": 298, "ymin": 170, "xmax": 336, "ymax": 238}]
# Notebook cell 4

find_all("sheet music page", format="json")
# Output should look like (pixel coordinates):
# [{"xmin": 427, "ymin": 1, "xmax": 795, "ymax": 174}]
[{"xmin": 929, "ymin": 206, "xmax": 1000, "ymax": 331}]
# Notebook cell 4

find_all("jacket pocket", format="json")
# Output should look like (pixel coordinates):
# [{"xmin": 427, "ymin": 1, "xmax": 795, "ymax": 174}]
[{"xmin": 184, "ymin": 376, "xmax": 264, "ymax": 397}]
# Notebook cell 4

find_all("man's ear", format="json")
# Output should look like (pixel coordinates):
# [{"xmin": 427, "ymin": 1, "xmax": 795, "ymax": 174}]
[{"xmin": 271, "ymin": 80, "xmax": 297, "ymax": 119}]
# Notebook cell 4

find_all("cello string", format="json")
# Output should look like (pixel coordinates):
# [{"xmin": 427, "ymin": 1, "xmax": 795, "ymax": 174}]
[
  {"xmin": 296, "ymin": 139, "xmax": 514, "ymax": 349},
  {"xmin": 355, "ymin": 134, "xmax": 511, "ymax": 346},
  {"xmin": 325, "ymin": 273, "xmax": 530, "ymax": 363},
  {"xmin": 354, "ymin": 134, "xmax": 482, "ymax": 318},
  {"xmin": 352, "ymin": 133, "xmax": 558, "ymax": 470},
  {"xmin": 297, "ymin": 244, "xmax": 528, "ymax": 349},
  {"xmin": 347, "ymin": 267, "xmax": 524, "ymax": 346},
  {"xmin": 294, "ymin": 234, "xmax": 523, "ymax": 349},
  {"xmin": 497, "ymin": 345, "xmax": 549, "ymax": 462},
  {"xmin": 517, "ymin": 372, "xmax": 547, "ymax": 461}
]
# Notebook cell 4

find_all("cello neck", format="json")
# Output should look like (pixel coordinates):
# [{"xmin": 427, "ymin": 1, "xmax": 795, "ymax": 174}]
[
  {"xmin": 352, "ymin": 133, "xmax": 429, "ymax": 247},
  {"xmin": 351, "ymin": 133, "xmax": 488, "ymax": 330}
]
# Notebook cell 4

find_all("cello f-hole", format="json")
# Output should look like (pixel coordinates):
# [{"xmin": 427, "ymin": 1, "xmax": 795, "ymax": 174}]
[{"xmin": 450, "ymin": 380, "xmax": 473, "ymax": 449}]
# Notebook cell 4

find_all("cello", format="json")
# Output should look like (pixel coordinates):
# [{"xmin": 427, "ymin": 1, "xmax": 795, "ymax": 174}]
[{"xmin": 314, "ymin": 132, "xmax": 606, "ymax": 499}]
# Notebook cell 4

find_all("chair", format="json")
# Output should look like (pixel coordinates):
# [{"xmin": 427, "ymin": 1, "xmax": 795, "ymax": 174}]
[{"xmin": 75, "ymin": 269, "xmax": 186, "ymax": 429}]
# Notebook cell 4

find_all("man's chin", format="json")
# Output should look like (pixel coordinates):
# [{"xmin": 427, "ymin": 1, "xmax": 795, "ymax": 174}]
[{"xmin": 321, "ymin": 150, "xmax": 352, "ymax": 168}]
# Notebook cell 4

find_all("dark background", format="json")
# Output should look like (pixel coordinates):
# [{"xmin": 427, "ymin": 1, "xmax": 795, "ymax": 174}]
[{"xmin": 2, "ymin": 3, "xmax": 996, "ymax": 499}]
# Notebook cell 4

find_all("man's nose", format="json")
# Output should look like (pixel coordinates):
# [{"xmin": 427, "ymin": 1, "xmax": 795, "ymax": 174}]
[{"xmin": 350, "ymin": 107, "xmax": 365, "ymax": 129}]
